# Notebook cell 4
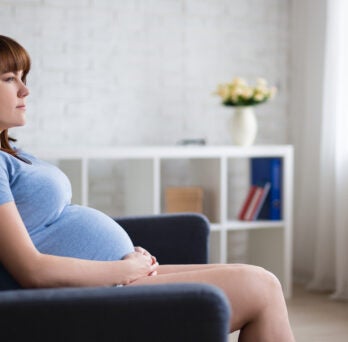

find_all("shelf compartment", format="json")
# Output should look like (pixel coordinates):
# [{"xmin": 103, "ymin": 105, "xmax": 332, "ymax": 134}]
[
  {"xmin": 225, "ymin": 228, "xmax": 285, "ymax": 285},
  {"xmin": 209, "ymin": 230, "xmax": 222, "ymax": 263},
  {"xmin": 88, "ymin": 158, "xmax": 155, "ymax": 217},
  {"xmin": 226, "ymin": 157, "xmax": 250, "ymax": 221},
  {"xmin": 160, "ymin": 158, "xmax": 221, "ymax": 222}
]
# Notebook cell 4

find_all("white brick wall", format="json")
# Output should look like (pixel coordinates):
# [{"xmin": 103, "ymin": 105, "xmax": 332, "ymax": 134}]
[{"xmin": 2, "ymin": 0, "xmax": 290, "ymax": 148}]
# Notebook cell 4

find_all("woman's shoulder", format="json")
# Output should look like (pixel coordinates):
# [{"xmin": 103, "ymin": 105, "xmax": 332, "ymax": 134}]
[
  {"xmin": 0, "ymin": 150, "xmax": 17, "ymax": 177},
  {"xmin": 0, "ymin": 148, "xmax": 33, "ymax": 171},
  {"xmin": 0, "ymin": 149, "xmax": 12, "ymax": 165}
]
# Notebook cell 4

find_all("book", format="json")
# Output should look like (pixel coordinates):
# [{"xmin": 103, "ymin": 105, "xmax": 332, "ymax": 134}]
[
  {"xmin": 270, "ymin": 158, "xmax": 281, "ymax": 220},
  {"xmin": 243, "ymin": 186, "xmax": 263, "ymax": 221},
  {"xmin": 238, "ymin": 185, "xmax": 258, "ymax": 220},
  {"xmin": 250, "ymin": 182, "xmax": 271, "ymax": 220},
  {"xmin": 250, "ymin": 158, "xmax": 282, "ymax": 220}
]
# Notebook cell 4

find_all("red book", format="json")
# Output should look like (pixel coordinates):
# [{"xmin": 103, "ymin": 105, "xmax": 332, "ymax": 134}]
[
  {"xmin": 250, "ymin": 182, "xmax": 271, "ymax": 221},
  {"xmin": 238, "ymin": 186, "xmax": 258, "ymax": 220},
  {"xmin": 244, "ymin": 186, "xmax": 263, "ymax": 221}
]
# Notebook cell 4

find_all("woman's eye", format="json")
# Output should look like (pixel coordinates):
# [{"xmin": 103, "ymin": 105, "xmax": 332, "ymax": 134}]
[{"xmin": 5, "ymin": 77, "xmax": 15, "ymax": 82}]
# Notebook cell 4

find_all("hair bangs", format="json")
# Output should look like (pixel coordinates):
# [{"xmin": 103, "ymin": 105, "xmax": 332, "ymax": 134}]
[{"xmin": 0, "ymin": 35, "xmax": 31, "ymax": 82}]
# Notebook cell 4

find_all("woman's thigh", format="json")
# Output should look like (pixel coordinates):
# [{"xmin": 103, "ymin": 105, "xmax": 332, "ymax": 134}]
[
  {"xmin": 156, "ymin": 263, "xmax": 229, "ymax": 275},
  {"xmin": 131, "ymin": 263, "xmax": 257, "ymax": 287},
  {"xmin": 129, "ymin": 263, "xmax": 273, "ymax": 331}
]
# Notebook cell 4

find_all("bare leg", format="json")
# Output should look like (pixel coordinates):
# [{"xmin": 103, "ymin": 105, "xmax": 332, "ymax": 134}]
[
  {"xmin": 130, "ymin": 264, "xmax": 295, "ymax": 342},
  {"xmin": 157, "ymin": 263, "xmax": 222, "ymax": 274}
]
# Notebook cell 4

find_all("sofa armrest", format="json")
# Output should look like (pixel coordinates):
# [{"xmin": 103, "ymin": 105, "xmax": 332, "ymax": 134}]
[
  {"xmin": 114, "ymin": 213, "xmax": 210, "ymax": 264},
  {"xmin": 0, "ymin": 283, "xmax": 230, "ymax": 342}
]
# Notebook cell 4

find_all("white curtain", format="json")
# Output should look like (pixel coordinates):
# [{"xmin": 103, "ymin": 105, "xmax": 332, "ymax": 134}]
[{"xmin": 292, "ymin": 0, "xmax": 348, "ymax": 300}]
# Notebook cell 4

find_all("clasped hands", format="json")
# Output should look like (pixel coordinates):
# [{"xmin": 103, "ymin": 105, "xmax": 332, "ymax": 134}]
[{"xmin": 123, "ymin": 246, "xmax": 159, "ymax": 277}]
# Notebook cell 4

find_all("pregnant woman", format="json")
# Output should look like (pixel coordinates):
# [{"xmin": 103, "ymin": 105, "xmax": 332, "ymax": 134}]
[{"xmin": 0, "ymin": 35, "xmax": 294, "ymax": 341}]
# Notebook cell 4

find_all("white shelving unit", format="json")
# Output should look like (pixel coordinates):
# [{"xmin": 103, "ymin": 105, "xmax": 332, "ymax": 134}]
[{"xmin": 33, "ymin": 145, "xmax": 293, "ymax": 298}]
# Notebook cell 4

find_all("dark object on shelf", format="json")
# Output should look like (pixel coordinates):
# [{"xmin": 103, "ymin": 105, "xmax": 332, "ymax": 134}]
[{"xmin": 177, "ymin": 138, "xmax": 207, "ymax": 145}]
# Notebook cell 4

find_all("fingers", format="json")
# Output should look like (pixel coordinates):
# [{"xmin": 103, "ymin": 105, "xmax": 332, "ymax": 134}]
[
  {"xmin": 151, "ymin": 255, "xmax": 157, "ymax": 265},
  {"xmin": 125, "ymin": 247, "xmax": 159, "ymax": 278},
  {"xmin": 135, "ymin": 246, "xmax": 150, "ymax": 257},
  {"xmin": 149, "ymin": 262, "xmax": 159, "ymax": 276},
  {"xmin": 135, "ymin": 246, "xmax": 158, "ymax": 265}
]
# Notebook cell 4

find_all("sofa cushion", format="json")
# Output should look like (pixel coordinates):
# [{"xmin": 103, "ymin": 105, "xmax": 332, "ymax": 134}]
[{"xmin": 0, "ymin": 265, "xmax": 21, "ymax": 290}]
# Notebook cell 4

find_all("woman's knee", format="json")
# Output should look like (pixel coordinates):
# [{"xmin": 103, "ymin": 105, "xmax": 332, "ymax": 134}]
[
  {"xmin": 249, "ymin": 265, "xmax": 281, "ymax": 291},
  {"xmin": 229, "ymin": 264, "xmax": 283, "ymax": 302},
  {"xmin": 214, "ymin": 265, "xmax": 283, "ymax": 323}
]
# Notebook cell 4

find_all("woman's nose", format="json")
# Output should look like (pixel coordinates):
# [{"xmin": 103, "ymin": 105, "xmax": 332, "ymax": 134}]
[{"xmin": 18, "ymin": 83, "xmax": 29, "ymax": 98}]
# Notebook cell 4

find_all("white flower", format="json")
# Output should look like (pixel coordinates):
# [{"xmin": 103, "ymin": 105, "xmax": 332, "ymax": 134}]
[
  {"xmin": 241, "ymin": 88, "xmax": 253, "ymax": 99},
  {"xmin": 214, "ymin": 76, "xmax": 276, "ymax": 106},
  {"xmin": 232, "ymin": 77, "xmax": 247, "ymax": 86},
  {"xmin": 216, "ymin": 84, "xmax": 230, "ymax": 101},
  {"xmin": 254, "ymin": 93, "xmax": 264, "ymax": 101}
]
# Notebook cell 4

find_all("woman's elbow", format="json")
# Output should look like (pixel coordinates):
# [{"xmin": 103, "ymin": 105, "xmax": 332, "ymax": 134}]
[
  {"xmin": 15, "ymin": 254, "xmax": 48, "ymax": 289},
  {"xmin": 18, "ymin": 275, "xmax": 41, "ymax": 289}
]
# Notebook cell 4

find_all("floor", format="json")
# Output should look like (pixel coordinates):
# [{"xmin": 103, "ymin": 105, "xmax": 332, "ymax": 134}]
[{"xmin": 229, "ymin": 283, "xmax": 348, "ymax": 341}]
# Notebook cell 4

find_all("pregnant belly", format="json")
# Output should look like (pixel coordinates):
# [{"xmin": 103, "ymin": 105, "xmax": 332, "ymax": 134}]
[{"xmin": 31, "ymin": 205, "xmax": 134, "ymax": 261}]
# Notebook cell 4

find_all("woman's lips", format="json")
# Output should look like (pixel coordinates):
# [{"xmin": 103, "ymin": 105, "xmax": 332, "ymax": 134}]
[{"xmin": 16, "ymin": 105, "xmax": 26, "ymax": 110}]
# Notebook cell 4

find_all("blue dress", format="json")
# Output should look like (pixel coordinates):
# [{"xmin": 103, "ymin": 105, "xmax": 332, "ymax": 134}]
[{"xmin": 0, "ymin": 149, "xmax": 135, "ymax": 262}]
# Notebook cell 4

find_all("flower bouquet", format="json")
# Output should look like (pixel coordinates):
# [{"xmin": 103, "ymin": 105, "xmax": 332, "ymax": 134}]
[{"xmin": 214, "ymin": 77, "xmax": 277, "ymax": 107}]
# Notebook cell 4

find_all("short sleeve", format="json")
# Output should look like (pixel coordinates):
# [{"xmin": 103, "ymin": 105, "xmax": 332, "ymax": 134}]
[{"xmin": 0, "ymin": 159, "xmax": 14, "ymax": 205}]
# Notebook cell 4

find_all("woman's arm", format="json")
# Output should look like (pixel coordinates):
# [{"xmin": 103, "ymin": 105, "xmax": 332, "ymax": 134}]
[{"xmin": 0, "ymin": 202, "xmax": 158, "ymax": 288}]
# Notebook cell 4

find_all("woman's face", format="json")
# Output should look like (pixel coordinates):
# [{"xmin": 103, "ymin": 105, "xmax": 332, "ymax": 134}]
[{"xmin": 0, "ymin": 70, "xmax": 29, "ymax": 132}]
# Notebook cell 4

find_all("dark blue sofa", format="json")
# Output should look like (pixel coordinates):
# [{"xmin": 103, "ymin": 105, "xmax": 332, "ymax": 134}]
[{"xmin": 0, "ymin": 213, "xmax": 231, "ymax": 342}]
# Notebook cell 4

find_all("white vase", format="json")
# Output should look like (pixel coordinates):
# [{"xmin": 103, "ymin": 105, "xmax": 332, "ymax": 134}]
[{"xmin": 229, "ymin": 106, "xmax": 258, "ymax": 146}]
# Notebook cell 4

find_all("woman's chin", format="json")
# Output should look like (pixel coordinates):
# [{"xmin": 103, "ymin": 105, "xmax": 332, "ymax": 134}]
[{"xmin": 11, "ymin": 121, "xmax": 26, "ymax": 129}]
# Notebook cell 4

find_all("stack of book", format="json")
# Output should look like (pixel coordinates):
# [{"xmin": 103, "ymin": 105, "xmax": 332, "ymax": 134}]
[
  {"xmin": 238, "ymin": 158, "xmax": 282, "ymax": 221},
  {"xmin": 238, "ymin": 182, "xmax": 271, "ymax": 221}
]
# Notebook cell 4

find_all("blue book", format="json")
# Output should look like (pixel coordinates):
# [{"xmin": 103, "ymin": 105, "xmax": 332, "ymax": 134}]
[{"xmin": 250, "ymin": 158, "xmax": 282, "ymax": 220}]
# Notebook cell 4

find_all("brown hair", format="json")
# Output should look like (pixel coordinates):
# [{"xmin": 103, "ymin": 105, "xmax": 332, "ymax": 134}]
[{"xmin": 0, "ymin": 35, "xmax": 31, "ymax": 159}]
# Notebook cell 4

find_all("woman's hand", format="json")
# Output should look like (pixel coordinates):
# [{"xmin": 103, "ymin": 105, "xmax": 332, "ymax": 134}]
[
  {"xmin": 122, "ymin": 247, "xmax": 159, "ymax": 283},
  {"xmin": 134, "ymin": 246, "xmax": 158, "ymax": 272}
]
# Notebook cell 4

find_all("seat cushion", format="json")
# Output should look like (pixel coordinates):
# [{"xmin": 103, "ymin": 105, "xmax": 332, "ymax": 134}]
[{"xmin": 0, "ymin": 265, "xmax": 21, "ymax": 290}]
